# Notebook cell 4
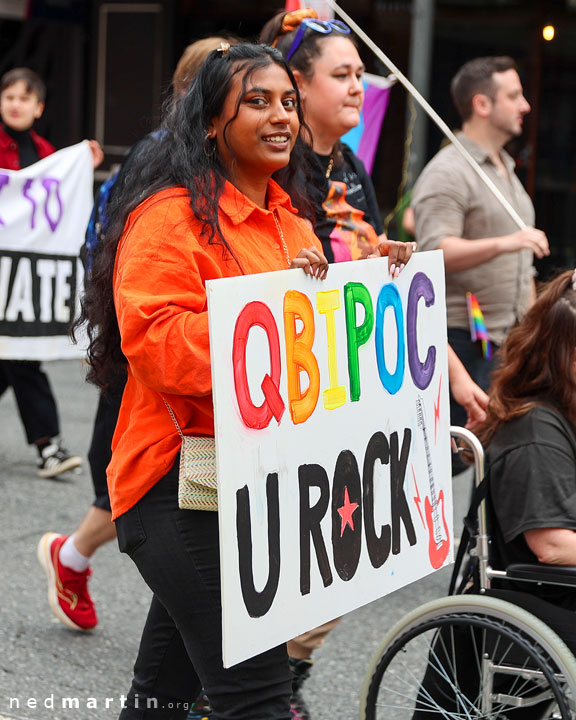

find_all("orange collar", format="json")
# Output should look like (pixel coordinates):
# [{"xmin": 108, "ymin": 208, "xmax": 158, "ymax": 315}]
[{"xmin": 218, "ymin": 178, "xmax": 298, "ymax": 225}]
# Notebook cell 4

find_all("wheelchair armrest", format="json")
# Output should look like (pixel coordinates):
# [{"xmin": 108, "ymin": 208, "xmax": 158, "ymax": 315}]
[{"xmin": 506, "ymin": 563, "xmax": 576, "ymax": 587}]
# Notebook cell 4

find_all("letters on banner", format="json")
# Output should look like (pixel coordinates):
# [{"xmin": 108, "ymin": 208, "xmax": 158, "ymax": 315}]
[
  {"xmin": 0, "ymin": 141, "xmax": 93, "ymax": 360},
  {"xmin": 207, "ymin": 250, "xmax": 452, "ymax": 667}
]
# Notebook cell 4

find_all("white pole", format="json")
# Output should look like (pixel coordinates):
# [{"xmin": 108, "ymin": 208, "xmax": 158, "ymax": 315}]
[{"xmin": 323, "ymin": 0, "xmax": 527, "ymax": 230}]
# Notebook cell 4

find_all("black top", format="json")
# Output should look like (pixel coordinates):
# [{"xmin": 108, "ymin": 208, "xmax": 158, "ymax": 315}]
[
  {"xmin": 487, "ymin": 404, "xmax": 576, "ymax": 608},
  {"xmin": 3, "ymin": 124, "xmax": 39, "ymax": 169},
  {"xmin": 309, "ymin": 143, "xmax": 383, "ymax": 264}
]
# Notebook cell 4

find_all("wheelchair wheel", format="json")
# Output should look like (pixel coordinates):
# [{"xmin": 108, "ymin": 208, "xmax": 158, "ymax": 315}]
[{"xmin": 360, "ymin": 595, "xmax": 576, "ymax": 719}]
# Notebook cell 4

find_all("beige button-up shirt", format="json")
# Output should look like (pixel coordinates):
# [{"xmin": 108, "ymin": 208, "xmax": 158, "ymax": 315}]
[{"xmin": 412, "ymin": 133, "xmax": 535, "ymax": 346}]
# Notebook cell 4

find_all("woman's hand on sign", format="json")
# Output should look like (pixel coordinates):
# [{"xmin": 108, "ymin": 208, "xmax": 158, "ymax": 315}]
[
  {"xmin": 368, "ymin": 234, "xmax": 417, "ymax": 278},
  {"xmin": 291, "ymin": 247, "xmax": 329, "ymax": 279}
]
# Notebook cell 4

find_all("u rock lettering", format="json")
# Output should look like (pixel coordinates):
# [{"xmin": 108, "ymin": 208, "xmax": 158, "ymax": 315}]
[{"xmin": 235, "ymin": 427, "xmax": 417, "ymax": 618}]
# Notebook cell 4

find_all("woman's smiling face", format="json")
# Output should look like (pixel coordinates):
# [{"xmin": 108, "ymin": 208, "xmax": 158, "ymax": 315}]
[{"xmin": 209, "ymin": 61, "xmax": 300, "ymax": 186}]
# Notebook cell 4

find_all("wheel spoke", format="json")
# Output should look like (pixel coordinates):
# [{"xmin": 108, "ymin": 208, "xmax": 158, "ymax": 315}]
[{"xmin": 363, "ymin": 607, "xmax": 575, "ymax": 720}]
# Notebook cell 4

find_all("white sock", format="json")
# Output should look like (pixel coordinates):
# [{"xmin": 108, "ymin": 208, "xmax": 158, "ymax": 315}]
[{"xmin": 59, "ymin": 534, "xmax": 91, "ymax": 572}]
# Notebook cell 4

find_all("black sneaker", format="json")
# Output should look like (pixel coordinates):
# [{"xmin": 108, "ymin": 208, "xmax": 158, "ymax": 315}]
[
  {"xmin": 187, "ymin": 690, "xmax": 215, "ymax": 719},
  {"xmin": 289, "ymin": 690, "xmax": 311, "ymax": 720},
  {"xmin": 289, "ymin": 658, "xmax": 313, "ymax": 720},
  {"xmin": 37, "ymin": 443, "xmax": 82, "ymax": 479}
]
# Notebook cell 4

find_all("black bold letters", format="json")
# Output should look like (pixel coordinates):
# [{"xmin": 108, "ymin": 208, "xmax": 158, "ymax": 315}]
[
  {"xmin": 331, "ymin": 450, "xmax": 362, "ymax": 581},
  {"xmin": 236, "ymin": 473, "xmax": 281, "ymax": 618},
  {"xmin": 390, "ymin": 429, "xmax": 417, "ymax": 554},
  {"xmin": 363, "ymin": 432, "xmax": 392, "ymax": 568},
  {"xmin": 299, "ymin": 464, "xmax": 333, "ymax": 595}
]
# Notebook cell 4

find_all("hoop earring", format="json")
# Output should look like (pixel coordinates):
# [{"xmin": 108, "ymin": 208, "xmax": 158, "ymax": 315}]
[{"xmin": 203, "ymin": 134, "xmax": 216, "ymax": 158}]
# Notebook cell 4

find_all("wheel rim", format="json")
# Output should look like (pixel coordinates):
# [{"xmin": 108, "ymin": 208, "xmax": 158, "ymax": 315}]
[{"xmin": 365, "ymin": 613, "xmax": 573, "ymax": 719}]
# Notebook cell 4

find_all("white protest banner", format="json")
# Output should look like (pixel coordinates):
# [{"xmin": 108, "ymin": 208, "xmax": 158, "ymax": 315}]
[
  {"xmin": 0, "ymin": 141, "xmax": 93, "ymax": 360},
  {"xmin": 207, "ymin": 250, "xmax": 452, "ymax": 668}
]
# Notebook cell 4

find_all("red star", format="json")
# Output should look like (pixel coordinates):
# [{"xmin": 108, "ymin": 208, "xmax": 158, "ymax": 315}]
[{"xmin": 337, "ymin": 487, "xmax": 359, "ymax": 537}]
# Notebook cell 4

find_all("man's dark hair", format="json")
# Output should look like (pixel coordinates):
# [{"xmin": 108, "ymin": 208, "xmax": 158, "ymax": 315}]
[
  {"xmin": 450, "ymin": 56, "xmax": 517, "ymax": 122},
  {"xmin": 0, "ymin": 67, "xmax": 46, "ymax": 103}
]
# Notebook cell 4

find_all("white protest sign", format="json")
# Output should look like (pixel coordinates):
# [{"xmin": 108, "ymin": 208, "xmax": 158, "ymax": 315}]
[
  {"xmin": 207, "ymin": 250, "xmax": 452, "ymax": 668},
  {"xmin": 0, "ymin": 141, "xmax": 93, "ymax": 360}
]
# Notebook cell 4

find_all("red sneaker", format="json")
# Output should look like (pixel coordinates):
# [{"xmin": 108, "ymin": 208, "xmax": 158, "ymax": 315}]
[{"xmin": 36, "ymin": 533, "xmax": 98, "ymax": 631}]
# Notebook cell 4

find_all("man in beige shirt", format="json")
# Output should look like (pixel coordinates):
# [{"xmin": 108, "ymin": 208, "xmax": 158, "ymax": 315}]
[{"xmin": 412, "ymin": 56, "xmax": 549, "ymax": 437}]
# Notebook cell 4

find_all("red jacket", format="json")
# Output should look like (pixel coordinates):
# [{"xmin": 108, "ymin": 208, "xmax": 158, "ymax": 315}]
[{"xmin": 0, "ymin": 124, "xmax": 55, "ymax": 170}]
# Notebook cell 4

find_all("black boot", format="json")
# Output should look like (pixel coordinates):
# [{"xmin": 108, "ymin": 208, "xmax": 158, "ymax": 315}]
[
  {"xmin": 187, "ymin": 689, "xmax": 214, "ymax": 719},
  {"xmin": 289, "ymin": 657, "xmax": 314, "ymax": 720}
]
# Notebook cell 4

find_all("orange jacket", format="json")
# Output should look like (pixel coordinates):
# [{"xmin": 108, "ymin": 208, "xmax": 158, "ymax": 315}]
[{"xmin": 109, "ymin": 181, "xmax": 321, "ymax": 519}]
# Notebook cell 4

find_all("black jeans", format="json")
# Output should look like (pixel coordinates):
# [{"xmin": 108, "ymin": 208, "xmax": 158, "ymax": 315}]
[
  {"xmin": 448, "ymin": 328, "xmax": 499, "ymax": 474},
  {"xmin": 447, "ymin": 328, "xmax": 498, "ymax": 428},
  {"xmin": 87, "ymin": 381, "xmax": 125, "ymax": 512},
  {"xmin": 0, "ymin": 359, "xmax": 59, "ymax": 443},
  {"xmin": 115, "ymin": 462, "xmax": 292, "ymax": 720}
]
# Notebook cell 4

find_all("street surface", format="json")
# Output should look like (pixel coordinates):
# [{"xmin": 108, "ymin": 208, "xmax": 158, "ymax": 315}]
[{"xmin": 0, "ymin": 360, "xmax": 469, "ymax": 720}]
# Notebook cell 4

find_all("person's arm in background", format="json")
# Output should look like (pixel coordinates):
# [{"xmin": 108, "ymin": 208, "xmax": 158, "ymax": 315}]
[
  {"xmin": 447, "ymin": 345, "xmax": 488, "ymax": 429},
  {"xmin": 412, "ymin": 164, "xmax": 549, "ymax": 269},
  {"xmin": 402, "ymin": 206, "xmax": 415, "ymax": 236},
  {"xmin": 439, "ymin": 229, "xmax": 549, "ymax": 273},
  {"xmin": 524, "ymin": 529, "xmax": 576, "ymax": 566}
]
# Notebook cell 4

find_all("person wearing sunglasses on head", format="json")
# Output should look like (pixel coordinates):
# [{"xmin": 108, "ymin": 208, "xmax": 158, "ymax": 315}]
[
  {"xmin": 260, "ymin": 8, "xmax": 415, "ymax": 280},
  {"xmin": 258, "ymin": 11, "xmax": 417, "ymax": 720},
  {"xmin": 260, "ymin": 11, "xmax": 489, "ymax": 720}
]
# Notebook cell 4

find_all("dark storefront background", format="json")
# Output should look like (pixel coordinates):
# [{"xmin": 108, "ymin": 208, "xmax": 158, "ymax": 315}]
[{"xmin": 0, "ymin": 0, "xmax": 574, "ymax": 274}]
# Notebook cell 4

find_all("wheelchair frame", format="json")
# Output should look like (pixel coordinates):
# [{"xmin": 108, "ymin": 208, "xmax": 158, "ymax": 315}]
[{"xmin": 359, "ymin": 426, "xmax": 576, "ymax": 720}]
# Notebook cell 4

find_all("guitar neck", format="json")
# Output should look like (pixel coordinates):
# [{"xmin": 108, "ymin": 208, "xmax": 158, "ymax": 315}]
[{"xmin": 421, "ymin": 421, "xmax": 437, "ymax": 508}]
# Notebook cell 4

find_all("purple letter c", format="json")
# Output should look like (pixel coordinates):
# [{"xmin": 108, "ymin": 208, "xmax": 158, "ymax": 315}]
[{"xmin": 407, "ymin": 272, "xmax": 436, "ymax": 390}]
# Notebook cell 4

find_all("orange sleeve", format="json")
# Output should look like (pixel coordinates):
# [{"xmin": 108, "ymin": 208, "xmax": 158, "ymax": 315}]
[{"xmin": 114, "ymin": 196, "xmax": 221, "ymax": 397}]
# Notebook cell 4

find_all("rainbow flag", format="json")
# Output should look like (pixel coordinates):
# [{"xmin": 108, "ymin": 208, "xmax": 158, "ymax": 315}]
[
  {"xmin": 466, "ymin": 292, "xmax": 492, "ymax": 359},
  {"xmin": 341, "ymin": 73, "xmax": 395, "ymax": 175}
]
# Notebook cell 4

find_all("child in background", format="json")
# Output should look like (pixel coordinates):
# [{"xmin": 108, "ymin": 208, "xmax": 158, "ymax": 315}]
[{"xmin": 0, "ymin": 67, "xmax": 103, "ymax": 478}]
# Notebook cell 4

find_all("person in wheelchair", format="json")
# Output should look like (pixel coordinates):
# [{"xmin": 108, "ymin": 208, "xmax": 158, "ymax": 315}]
[
  {"xmin": 407, "ymin": 270, "xmax": 576, "ymax": 720},
  {"xmin": 479, "ymin": 268, "xmax": 576, "ymax": 614}
]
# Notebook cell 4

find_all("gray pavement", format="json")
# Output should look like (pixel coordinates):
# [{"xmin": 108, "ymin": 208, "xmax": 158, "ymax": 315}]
[{"xmin": 0, "ymin": 360, "xmax": 470, "ymax": 720}]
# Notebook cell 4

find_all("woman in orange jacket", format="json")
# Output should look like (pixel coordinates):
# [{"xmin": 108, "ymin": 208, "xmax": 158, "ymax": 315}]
[{"xmin": 78, "ymin": 44, "xmax": 328, "ymax": 719}]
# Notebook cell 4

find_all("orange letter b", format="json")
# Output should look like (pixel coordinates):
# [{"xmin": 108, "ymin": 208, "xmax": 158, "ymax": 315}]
[{"xmin": 284, "ymin": 290, "xmax": 320, "ymax": 425}]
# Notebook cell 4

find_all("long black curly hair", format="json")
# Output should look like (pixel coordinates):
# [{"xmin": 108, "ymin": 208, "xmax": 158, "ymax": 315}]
[{"xmin": 74, "ymin": 43, "xmax": 314, "ymax": 391}]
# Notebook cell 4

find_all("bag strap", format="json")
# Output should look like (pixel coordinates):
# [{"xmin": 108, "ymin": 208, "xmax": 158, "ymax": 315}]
[
  {"xmin": 448, "ymin": 473, "xmax": 489, "ymax": 595},
  {"xmin": 163, "ymin": 399, "xmax": 185, "ymax": 441}
]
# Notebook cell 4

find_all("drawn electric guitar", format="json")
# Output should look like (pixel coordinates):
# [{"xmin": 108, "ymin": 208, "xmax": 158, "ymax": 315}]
[{"xmin": 416, "ymin": 396, "xmax": 450, "ymax": 569}]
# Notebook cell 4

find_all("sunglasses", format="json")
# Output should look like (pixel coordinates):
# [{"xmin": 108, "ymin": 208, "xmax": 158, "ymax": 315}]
[{"xmin": 285, "ymin": 19, "xmax": 351, "ymax": 63}]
